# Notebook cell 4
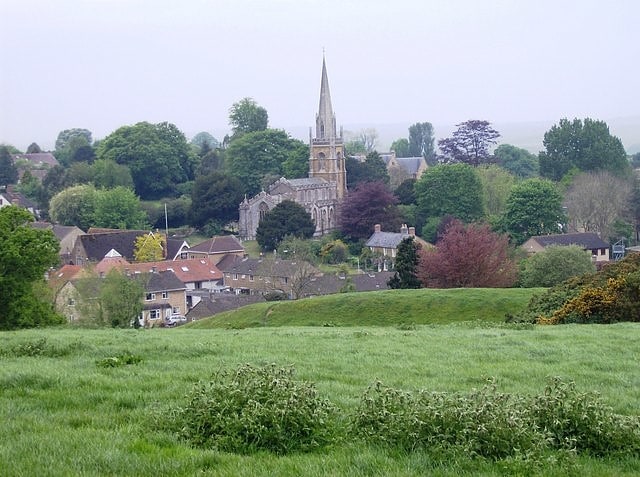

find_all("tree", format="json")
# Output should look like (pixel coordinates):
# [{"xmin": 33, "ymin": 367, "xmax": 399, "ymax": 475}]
[
  {"xmin": 494, "ymin": 144, "xmax": 539, "ymax": 178},
  {"xmin": 70, "ymin": 145, "xmax": 96, "ymax": 164},
  {"xmin": 190, "ymin": 131, "xmax": 219, "ymax": 152},
  {"xmin": 631, "ymin": 152, "xmax": 640, "ymax": 169},
  {"xmin": 96, "ymin": 121, "xmax": 196, "ymax": 199},
  {"xmin": 438, "ymin": 120, "xmax": 500, "ymax": 166},
  {"xmin": 539, "ymin": 118, "xmax": 629, "ymax": 181},
  {"xmin": 359, "ymin": 128, "xmax": 378, "ymax": 153},
  {"xmin": 475, "ymin": 165, "xmax": 516, "ymax": 219},
  {"xmin": 256, "ymin": 200, "xmax": 316, "ymax": 251},
  {"xmin": 26, "ymin": 142, "xmax": 42, "ymax": 153},
  {"xmin": 0, "ymin": 145, "xmax": 18, "ymax": 185},
  {"xmin": 340, "ymin": 181, "xmax": 402, "ymax": 241},
  {"xmin": 277, "ymin": 235, "xmax": 320, "ymax": 264},
  {"xmin": 49, "ymin": 184, "xmax": 98, "ymax": 230},
  {"xmin": 101, "ymin": 269, "xmax": 145, "ymax": 327},
  {"xmin": 387, "ymin": 237, "xmax": 422, "ymax": 289},
  {"xmin": 189, "ymin": 171, "xmax": 244, "ymax": 228},
  {"xmin": 417, "ymin": 219, "xmax": 517, "ymax": 288},
  {"xmin": 0, "ymin": 206, "xmax": 64, "ymax": 329},
  {"xmin": 414, "ymin": 164, "xmax": 484, "ymax": 225},
  {"xmin": 390, "ymin": 138, "xmax": 410, "ymax": 158},
  {"xmin": 520, "ymin": 245, "xmax": 596, "ymax": 288},
  {"xmin": 319, "ymin": 239, "xmax": 349, "ymax": 264},
  {"xmin": 93, "ymin": 187, "xmax": 149, "ymax": 229},
  {"xmin": 229, "ymin": 97, "xmax": 269, "ymax": 138},
  {"xmin": 394, "ymin": 178, "xmax": 416, "ymax": 205},
  {"xmin": 563, "ymin": 171, "xmax": 633, "ymax": 241},
  {"xmin": 499, "ymin": 178, "xmax": 566, "ymax": 245},
  {"xmin": 408, "ymin": 122, "xmax": 435, "ymax": 162},
  {"xmin": 134, "ymin": 232, "xmax": 165, "ymax": 262},
  {"xmin": 225, "ymin": 129, "xmax": 308, "ymax": 196},
  {"xmin": 91, "ymin": 158, "xmax": 134, "ymax": 189},
  {"xmin": 55, "ymin": 128, "xmax": 93, "ymax": 166},
  {"xmin": 345, "ymin": 152, "xmax": 390, "ymax": 189}
]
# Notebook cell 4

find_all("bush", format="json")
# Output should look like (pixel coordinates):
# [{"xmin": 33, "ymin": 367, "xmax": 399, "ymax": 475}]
[
  {"xmin": 519, "ymin": 245, "xmax": 595, "ymax": 288},
  {"xmin": 174, "ymin": 364, "xmax": 340, "ymax": 454},
  {"xmin": 351, "ymin": 378, "xmax": 640, "ymax": 459}
]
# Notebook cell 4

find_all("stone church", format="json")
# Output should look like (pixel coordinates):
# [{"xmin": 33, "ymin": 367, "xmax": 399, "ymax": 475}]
[{"xmin": 238, "ymin": 57, "xmax": 347, "ymax": 241}]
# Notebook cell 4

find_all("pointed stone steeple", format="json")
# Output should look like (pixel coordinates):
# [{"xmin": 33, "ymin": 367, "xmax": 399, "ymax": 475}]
[
  {"xmin": 309, "ymin": 55, "xmax": 347, "ymax": 199},
  {"xmin": 316, "ymin": 55, "xmax": 337, "ymax": 140}
]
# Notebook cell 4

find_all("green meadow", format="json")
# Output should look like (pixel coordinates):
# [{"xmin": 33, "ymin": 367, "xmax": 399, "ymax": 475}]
[{"xmin": 1, "ymin": 288, "xmax": 639, "ymax": 476}]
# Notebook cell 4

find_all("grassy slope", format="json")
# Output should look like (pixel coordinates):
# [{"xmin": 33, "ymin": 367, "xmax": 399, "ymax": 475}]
[
  {"xmin": 188, "ymin": 287, "xmax": 544, "ymax": 328},
  {"xmin": 1, "ymin": 324, "xmax": 639, "ymax": 476}
]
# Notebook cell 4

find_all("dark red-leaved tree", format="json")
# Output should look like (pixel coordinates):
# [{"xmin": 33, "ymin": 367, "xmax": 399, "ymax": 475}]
[
  {"xmin": 417, "ymin": 219, "xmax": 517, "ymax": 288},
  {"xmin": 340, "ymin": 181, "xmax": 402, "ymax": 241}
]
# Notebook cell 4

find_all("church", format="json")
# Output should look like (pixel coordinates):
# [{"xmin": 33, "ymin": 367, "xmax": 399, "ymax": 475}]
[{"xmin": 238, "ymin": 57, "xmax": 347, "ymax": 241}]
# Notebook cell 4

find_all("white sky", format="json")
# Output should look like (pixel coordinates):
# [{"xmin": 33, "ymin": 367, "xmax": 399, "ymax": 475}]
[{"xmin": 1, "ymin": 0, "xmax": 638, "ymax": 151}]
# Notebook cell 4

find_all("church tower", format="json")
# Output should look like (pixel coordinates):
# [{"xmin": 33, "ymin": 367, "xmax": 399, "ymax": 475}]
[{"xmin": 309, "ymin": 56, "xmax": 347, "ymax": 199}]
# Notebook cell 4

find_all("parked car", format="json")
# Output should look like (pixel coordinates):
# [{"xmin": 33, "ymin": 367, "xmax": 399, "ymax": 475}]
[{"xmin": 164, "ymin": 315, "xmax": 187, "ymax": 327}]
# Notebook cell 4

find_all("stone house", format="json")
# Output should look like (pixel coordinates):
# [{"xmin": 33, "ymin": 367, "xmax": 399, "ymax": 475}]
[
  {"xmin": 365, "ymin": 224, "xmax": 431, "ymax": 270},
  {"xmin": 135, "ymin": 270, "xmax": 187, "ymax": 326},
  {"xmin": 186, "ymin": 235, "xmax": 245, "ymax": 265},
  {"xmin": 522, "ymin": 232, "xmax": 610, "ymax": 262},
  {"xmin": 31, "ymin": 222, "xmax": 85, "ymax": 264}
]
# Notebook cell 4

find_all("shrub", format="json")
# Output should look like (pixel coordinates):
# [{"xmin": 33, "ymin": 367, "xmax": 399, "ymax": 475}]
[
  {"xmin": 519, "ymin": 245, "xmax": 595, "ymax": 287},
  {"xmin": 174, "ymin": 364, "xmax": 340, "ymax": 455},
  {"xmin": 96, "ymin": 353, "xmax": 143, "ymax": 368}
]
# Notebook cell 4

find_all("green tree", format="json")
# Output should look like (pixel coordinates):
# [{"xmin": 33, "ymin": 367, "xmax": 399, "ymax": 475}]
[
  {"xmin": 91, "ymin": 158, "xmax": 134, "ymax": 189},
  {"xmin": 0, "ymin": 145, "xmax": 19, "ymax": 185},
  {"xmin": 49, "ymin": 184, "xmax": 98, "ymax": 230},
  {"xmin": 520, "ymin": 245, "xmax": 596, "ymax": 288},
  {"xmin": 55, "ymin": 128, "xmax": 92, "ymax": 166},
  {"xmin": 345, "ymin": 152, "xmax": 390, "ymax": 189},
  {"xmin": 190, "ymin": 131, "xmax": 219, "ymax": 152},
  {"xmin": 100, "ymin": 269, "xmax": 144, "ymax": 328},
  {"xmin": 408, "ymin": 122, "xmax": 435, "ymax": 162},
  {"xmin": 256, "ymin": 200, "xmax": 315, "ymax": 251},
  {"xmin": 0, "ymin": 206, "xmax": 64, "ymax": 329},
  {"xmin": 494, "ymin": 144, "xmax": 539, "ymax": 178},
  {"xmin": 319, "ymin": 239, "xmax": 349, "ymax": 264},
  {"xmin": 390, "ymin": 138, "xmax": 410, "ymax": 157},
  {"xmin": 93, "ymin": 187, "xmax": 148, "ymax": 229},
  {"xmin": 26, "ymin": 142, "xmax": 42, "ymax": 153},
  {"xmin": 394, "ymin": 178, "xmax": 416, "ymax": 205},
  {"xmin": 414, "ymin": 164, "xmax": 484, "ymax": 225},
  {"xmin": 500, "ymin": 178, "xmax": 566, "ymax": 245},
  {"xmin": 96, "ymin": 121, "xmax": 196, "ymax": 199},
  {"xmin": 476, "ymin": 165, "xmax": 516, "ymax": 220},
  {"xmin": 229, "ymin": 97, "xmax": 269, "ymax": 138},
  {"xmin": 438, "ymin": 120, "xmax": 500, "ymax": 166},
  {"xmin": 277, "ymin": 235, "xmax": 320, "ymax": 264},
  {"xmin": 387, "ymin": 237, "xmax": 422, "ymax": 289},
  {"xmin": 225, "ymin": 129, "xmax": 308, "ymax": 196},
  {"xmin": 189, "ymin": 171, "xmax": 244, "ymax": 228},
  {"xmin": 539, "ymin": 118, "xmax": 630, "ymax": 181}
]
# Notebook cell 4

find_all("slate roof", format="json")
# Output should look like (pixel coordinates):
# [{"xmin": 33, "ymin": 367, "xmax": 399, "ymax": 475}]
[
  {"xmin": 365, "ymin": 231, "xmax": 409, "ymax": 249},
  {"xmin": 129, "ymin": 258, "xmax": 222, "ymax": 284},
  {"xmin": 305, "ymin": 271, "xmax": 394, "ymax": 295},
  {"xmin": 189, "ymin": 235, "xmax": 244, "ymax": 255},
  {"xmin": 0, "ymin": 186, "xmax": 37, "ymax": 210},
  {"xmin": 186, "ymin": 294, "xmax": 266, "ymax": 320},
  {"xmin": 133, "ymin": 270, "xmax": 186, "ymax": 293},
  {"xmin": 12, "ymin": 152, "xmax": 59, "ymax": 168},
  {"xmin": 529, "ymin": 233, "xmax": 610, "ymax": 250},
  {"xmin": 167, "ymin": 238, "xmax": 189, "ymax": 260},
  {"xmin": 275, "ymin": 177, "xmax": 329, "ymax": 189},
  {"xmin": 219, "ymin": 256, "xmax": 318, "ymax": 278},
  {"xmin": 393, "ymin": 157, "xmax": 425, "ymax": 176},
  {"xmin": 79, "ymin": 230, "xmax": 149, "ymax": 261}
]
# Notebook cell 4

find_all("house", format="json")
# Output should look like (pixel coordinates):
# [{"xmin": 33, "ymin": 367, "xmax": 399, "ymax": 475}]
[
  {"xmin": 217, "ymin": 255, "xmax": 321, "ymax": 298},
  {"xmin": 186, "ymin": 235, "xmax": 245, "ymax": 265},
  {"xmin": 71, "ymin": 229, "xmax": 189, "ymax": 265},
  {"xmin": 365, "ymin": 224, "xmax": 431, "ymax": 270},
  {"xmin": 186, "ymin": 294, "xmax": 266, "ymax": 321},
  {"xmin": 0, "ymin": 186, "xmax": 39, "ymax": 217},
  {"xmin": 522, "ymin": 233, "xmax": 611, "ymax": 262},
  {"xmin": 380, "ymin": 152, "xmax": 428, "ymax": 181},
  {"xmin": 12, "ymin": 152, "xmax": 59, "ymax": 169},
  {"xmin": 49, "ymin": 265, "xmax": 84, "ymax": 322},
  {"xmin": 134, "ymin": 270, "xmax": 187, "ymax": 327},
  {"xmin": 31, "ymin": 222, "xmax": 84, "ymax": 264}
]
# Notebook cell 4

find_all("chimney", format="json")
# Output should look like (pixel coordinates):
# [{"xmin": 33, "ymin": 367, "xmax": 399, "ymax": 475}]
[
  {"xmin": 409, "ymin": 227, "xmax": 416, "ymax": 237},
  {"xmin": 374, "ymin": 224, "xmax": 381, "ymax": 233},
  {"xmin": 400, "ymin": 224, "xmax": 408, "ymax": 235}
]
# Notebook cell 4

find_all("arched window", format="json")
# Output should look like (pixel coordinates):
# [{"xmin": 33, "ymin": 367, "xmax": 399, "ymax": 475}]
[
  {"xmin": 318, "ymin": 152, "xmax": 326, "ymax": 170},
  {"xmin": 259, "ymin": 202, "xmax": 269, "ymax": 221}
]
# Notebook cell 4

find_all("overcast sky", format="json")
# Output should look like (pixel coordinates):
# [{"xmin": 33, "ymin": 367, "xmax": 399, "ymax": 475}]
[{"xmin": 1, "ymin": 0, "xmax": 638, "ymax": 151}]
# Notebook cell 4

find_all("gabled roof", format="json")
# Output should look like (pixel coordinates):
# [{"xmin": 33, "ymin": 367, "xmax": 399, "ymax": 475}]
[
  {"xmin": 95, "ymin": 250, "xmax": 132, "ymax": 275},
  {"xmin": 133, "ymin": 270, "xmax": 186, "ymax": 293},
  {"xmin": 189, "ymin": 235, "xmax": 244, "ymax": 255},
  {"xmin": 365, "ymin": 231, "xmax": 409, "ymax": 249},
  {"xmin": 167, "ymin": 238, "xmax": 189, "ymax": 260},
  {"xmin": 0, "ymin": 186, "xmax": 37, "ymax": 210},
  {"xmin": 528, "ymin": 233, "xmax": 610, "ymax": 250},
  {"xmin": 12, "ymin": 152, "xmax": 59, "ymax": 168},
  {"xmin": 32, "ymin": 222, "xmax": 85, "ymax": 239},
  {"xmin": 187, "ymin": 294, "xmax": 266, "ymax": 320},
  {"xmin": 79, "ymin": 230, "xmax": 149, "ymax": 261},
  {"xmin": 127, "ymin": 258, "xmax": 222, "ymax": 283}
]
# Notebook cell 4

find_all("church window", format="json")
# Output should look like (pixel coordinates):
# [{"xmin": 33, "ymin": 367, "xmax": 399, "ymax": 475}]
[
  {"xmin": 318, "ymin": 152, "xmax": 326, "ymax": 170},
  {"xmin": 259, "ymin": 202, "xmax": 269, "ymax": 221}
]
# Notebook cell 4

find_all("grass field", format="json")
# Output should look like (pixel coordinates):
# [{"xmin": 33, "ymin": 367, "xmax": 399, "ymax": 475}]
[{"xmin": 2, "ymin": 318, "xmax": 639, "ymax": 476}]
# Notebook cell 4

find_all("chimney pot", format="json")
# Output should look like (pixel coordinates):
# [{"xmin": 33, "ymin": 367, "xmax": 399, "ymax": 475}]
[{"xmin": 374, "ymin": 224, "xmax": 381, "ymax": 233}]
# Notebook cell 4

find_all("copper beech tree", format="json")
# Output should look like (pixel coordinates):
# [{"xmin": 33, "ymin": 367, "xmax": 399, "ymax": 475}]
[{"xmin": 417, "ymin": 219, "xmax": 517, "ymax": 288}]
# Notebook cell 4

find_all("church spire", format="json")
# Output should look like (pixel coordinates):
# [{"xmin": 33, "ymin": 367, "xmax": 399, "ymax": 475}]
[{"xmin": 316, "ymin": 55, "xmax": 336, "ymax": 140}]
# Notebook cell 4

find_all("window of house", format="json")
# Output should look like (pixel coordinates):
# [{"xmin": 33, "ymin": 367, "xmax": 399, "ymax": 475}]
[
  {"xmin": 146, "ymin": 293, "xmax": 156, "ymax": 301},
  {"xmin": 149, "ymin": 309, "xmax": 160, "ymax": 320},
  {"xmin": 172, "ymin": 307, "xmax": 180, "ymax": 315},
  {"xmin": 162, "ymin": 291, "xmax": 168, "ymax": 299},
  {"xmin": 249, "ymin": 275, "xmax": 254, "ymax": 281},
  {"xmin": 233, "ymin": 273, "xmax": 238, "ymax": 280},
  {"xmin": 68, "ymin": 298, "xmax": 75, "ymax": 306},
  {"xmin": 284, "ymin": 277, "xmax": 288, "ymax": 284}
]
